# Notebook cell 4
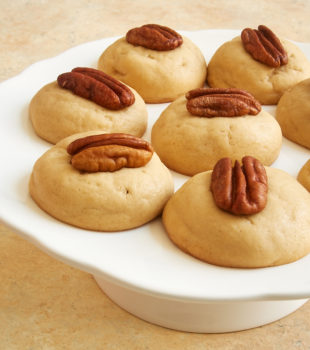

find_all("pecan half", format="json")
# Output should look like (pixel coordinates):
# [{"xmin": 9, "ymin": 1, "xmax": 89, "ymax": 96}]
[
  {"xmin": 241, "ymin": 25, "xmax": 288, "ymax": 67},
  {"xmin": 67, "ymin": 133, "xmax": 153, "ymax": 172},
  {"xmin": 57, "ymin": 67, "xmax": 135, "ymax": 110},
  {"xmin": 186, "ymin": 88, "xmax": 261, "ymax": 117},
  {"xmin": 210, "ymin": 156, "xmax": 268, "ymax": 215},
  {"xmin": 126, "ymin": 24, "xmax": 183, "ymax": 51}
]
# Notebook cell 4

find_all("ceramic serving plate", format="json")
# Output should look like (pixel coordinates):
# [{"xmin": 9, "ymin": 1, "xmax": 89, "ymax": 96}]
[{"xmin": 1, "ymin": 30, "xmax": 310, "ymax": 333}]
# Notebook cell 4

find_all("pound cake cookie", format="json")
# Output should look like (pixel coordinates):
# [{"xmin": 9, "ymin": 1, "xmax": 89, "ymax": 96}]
[
  {"xmin": 207, "ymin": 25, "xmax": 310, "ymax": 105},
  {"xmin": 276, "ymin": 78, "xmax": 310, "ymax": 149},
  {"xmin": 298, "ymin": 159, "xmax": 310, "ymax": 192},
  {"xmin": 29, "ymin": 67, "xmax": 148, "ymax": 144},
  {"xmin": 163, "ymin": 156, "xmax": 310, "ymax": 268},
  {"xmin": 98, "ymin": 24, "xmax": 207, "ymax": 103},
  {"xmin": 29, "ymin": 131, "xmax": 174, "ymax": 231},
  {"xmin": 151, "ymin": 88, "xmax": 282, "ymax": 176}
]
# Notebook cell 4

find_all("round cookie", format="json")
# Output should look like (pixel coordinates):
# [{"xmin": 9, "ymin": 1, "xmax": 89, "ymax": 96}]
[
  {"xmin": 163, "ymin": 167, "xmax": 310, "ymax": 268},
  {"xmin": 276, "ymin": 78, "xmax": 310, "ymax": 149},
  {"xmin": 29, "ymin": 80, "xmax": 147, "ymax": 144},
  {"xmin": 98, "ymin": 32, "xmax": 207, "ymax": 103},
  {"xmin": 29, "ymin": 131, "xmax": 174, "ymax": 231},
  {"xmin": 151, "ymin": 94, "xmax": 282, "ymax": 176},
  {"xmin": 298, "ymin": 159, "xmax": 310, "ymax": 192},
  {"xmin": 207, "ymin": 36, "xmax": 310, "ymax": 105}
]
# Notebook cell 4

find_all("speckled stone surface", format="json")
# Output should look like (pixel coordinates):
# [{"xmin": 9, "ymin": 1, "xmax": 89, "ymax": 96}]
[
  {"xmin": 1, "ymin": 0, "xmax": 310, "ymax": 82},
  {"xmin": 1, "ymin": 1, "xmax": 310, "ymax": 349}
]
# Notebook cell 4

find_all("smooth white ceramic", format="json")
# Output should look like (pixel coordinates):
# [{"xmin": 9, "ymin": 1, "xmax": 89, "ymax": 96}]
[
  {"xmin": 1, "ymin": 30, "xmax": 310, "ymax": 333},
  {"xmin": 94, "ymin": 275, "xmax": 308, "ymax": 333}
]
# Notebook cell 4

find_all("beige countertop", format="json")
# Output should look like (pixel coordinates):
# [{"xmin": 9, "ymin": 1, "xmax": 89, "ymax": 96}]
[{"xmin": 1, "ymin": 1, "xmax": 310, "ymax": 349}]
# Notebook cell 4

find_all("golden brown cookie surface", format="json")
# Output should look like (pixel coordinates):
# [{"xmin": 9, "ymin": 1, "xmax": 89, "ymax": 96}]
[
  {"xmin": 151, "ymin": 94, "xmax": 282, "ymax": 176},
  {"xmin": 29, "ymin": 131, "xmax": 174, "ymax": 231},
  {"xmin": 29, "ymin": 81, "xmax": 147, "ymax": 144},
  {"xmin": 276, "ymin": 78, "xmax": 310, "ymax": 149},
  {"xmin": 163, "ymin": 168, "xmax": 310, "ymax": 268},
  {"xmin": 98, "ymin": 36, "xmax": 207, "ymax": 103},
  {"xmin": 298, "ymin": 159, "xmax": 310, "ymax": 192},
  {"xmin": 207, "ymin": 37, "xmax": 310, "ymax": 105}
]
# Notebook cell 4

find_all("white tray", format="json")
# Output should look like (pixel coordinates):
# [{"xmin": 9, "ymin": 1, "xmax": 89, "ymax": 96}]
[{"xmin": 1, "ymin": 29, "xmax": 310, "ymax": 333}]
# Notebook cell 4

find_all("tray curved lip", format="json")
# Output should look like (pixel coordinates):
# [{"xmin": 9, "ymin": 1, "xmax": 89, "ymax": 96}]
[{"xmin": 1, "ymin": 29, "xmax": 310, "ymax": 303}]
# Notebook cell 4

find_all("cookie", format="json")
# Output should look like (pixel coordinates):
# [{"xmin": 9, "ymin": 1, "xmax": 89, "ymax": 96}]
[
  {"xmin": 151, "ymin": 88, "xmax": 282, "ymax": 176},
  {"xmin": 29, "ymin": 67, "xmax": 148, "ymax": 144},
  {"xmin": 98, "ymin": 24, "xmax": 207, "ymax": 103},
  {"xmin": 207, "ymin": 26, "xmax": 310, "ymax": 105},
  {"xmin": 276, "ymin": 78, "xmax": 310, "ymax": 149},
  {"xmin": 298, "ymin": 159, "xmax": 310, "ymax": 192},
  {"xmin": 163, "ymin": 159, "xmax": 310, "ymax": 268},
  {"xmin": 29, "ymin": 131, "xmax": 174, "ymax": 231}
]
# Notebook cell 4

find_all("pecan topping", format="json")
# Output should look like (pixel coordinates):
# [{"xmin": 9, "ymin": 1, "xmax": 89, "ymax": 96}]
[
  {"xmin": 126, "ymin": 24, "xmax": 183, "ymax": 51},
  {"xmin": 67, "ymin": 133, "xmax": 153, "ymax": 172},
  {"xmin": 210, "ymin": 156, "xmax": 268, "ymax": 215},
  {"xmin": 241, "ymin": 25, "xmax": 288, "ymax": 67},
  {"xmin": 57, "ymin": 67, "xmax": 135, "ymax": 110},
  {"xmin": 186, "ymin": 88, "xmax": 261, "ymax": 117}
]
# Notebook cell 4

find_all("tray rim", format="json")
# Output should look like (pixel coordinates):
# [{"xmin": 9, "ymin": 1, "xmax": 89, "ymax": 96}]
[{"xmin": 1, "ymin": 28, "xmax": 310, "ymax": 303}]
